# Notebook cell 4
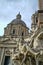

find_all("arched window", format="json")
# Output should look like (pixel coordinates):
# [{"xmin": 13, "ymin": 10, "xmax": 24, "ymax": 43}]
[
  {"xmin": 13, "ymin": 29, "xmax": 15, "ymax": 34},
  {"xmin": 36, "ymin": 17, "xmax": 38, "ymax": 23},
  {"xmin": 22, "ymin": 32, "xmax": 24, "ymax": 36}
]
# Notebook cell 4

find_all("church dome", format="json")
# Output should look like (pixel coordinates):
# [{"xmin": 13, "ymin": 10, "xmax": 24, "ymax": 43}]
[
  {"xmin": 10, "ymin": 12, "xmax": 26, "ymax": 27},
  {"xmin": 4, "ymin": 12, "xmax": 29, "ymax": 37}
]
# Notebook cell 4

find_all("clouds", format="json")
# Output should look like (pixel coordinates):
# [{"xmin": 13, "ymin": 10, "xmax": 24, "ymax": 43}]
[{"xmin": 0, "ymin": 0, "xmax": 38, "ymax": 36}]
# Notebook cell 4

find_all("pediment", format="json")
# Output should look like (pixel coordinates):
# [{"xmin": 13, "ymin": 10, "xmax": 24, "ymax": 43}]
[{"xmin": 1, "ymin": 38, "xmax": 16, "ymax": 44}]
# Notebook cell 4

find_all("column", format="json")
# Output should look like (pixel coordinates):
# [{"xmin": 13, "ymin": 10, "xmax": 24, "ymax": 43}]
[
  {"xmin": 29, "ymin": 57, "xmax": 32, "ymax": 65},
  {"xmin": 0, "ymin": 48, "xmax": 5, "ymax": 65},
  {"xmin": 36, "ymin": 59, "xmax": 39, "ymax": 65}
]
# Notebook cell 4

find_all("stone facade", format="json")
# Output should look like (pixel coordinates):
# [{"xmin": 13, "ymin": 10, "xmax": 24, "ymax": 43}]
[
  {"xmin": 38, "ymin": 0, "xmax": 43, "ymax": 10},
  {"xmin": 0, "ymin": 0, "xmax": 43, "ymax": 65}
]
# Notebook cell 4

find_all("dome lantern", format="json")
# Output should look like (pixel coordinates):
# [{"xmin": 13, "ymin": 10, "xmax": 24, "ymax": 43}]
[{"xmin": 16, "ymin": 12, "xmax": 21, "ymax": 19}]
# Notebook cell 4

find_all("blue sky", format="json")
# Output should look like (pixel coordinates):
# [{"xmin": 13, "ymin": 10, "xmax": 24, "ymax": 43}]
[{"xmin": 0, "ymin": 0, "xmax": 38, "ymax": 36}]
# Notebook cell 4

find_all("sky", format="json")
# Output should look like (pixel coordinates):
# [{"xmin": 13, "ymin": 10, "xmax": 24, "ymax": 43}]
[{"xmin": 0, "ymin": 0, "xmax": 38, "ymax": 36}]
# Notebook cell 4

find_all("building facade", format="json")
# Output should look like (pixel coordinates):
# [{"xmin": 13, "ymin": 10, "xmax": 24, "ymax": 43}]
[{"xmin": 0, "ymin": 0, "xmax": 43, "ymax": 65}]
